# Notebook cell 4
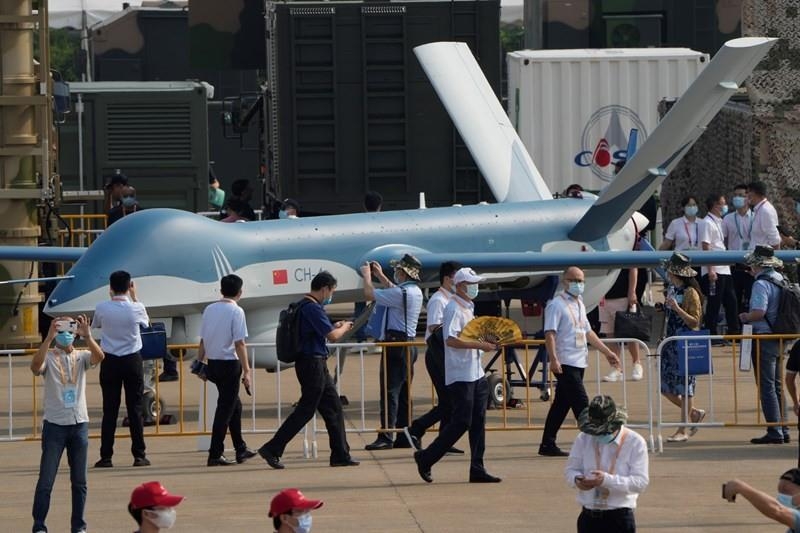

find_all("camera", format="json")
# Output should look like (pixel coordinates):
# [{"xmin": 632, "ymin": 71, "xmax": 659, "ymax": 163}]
[{"xmin": 190, "ymin": 359, "xmax": 208, "ymax": 380}]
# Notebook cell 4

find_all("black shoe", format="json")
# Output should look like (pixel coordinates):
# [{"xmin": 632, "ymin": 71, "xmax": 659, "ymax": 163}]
[
  {"xmin": 785, "ymin": 435, "xmax": 792, "ymax": 444},
  {"xmin": 365, "ymin": 438, "xmax": 393, "ymax": 451},
  {"xmin": 94, "ymin": 458, "xmax": 113, "ymax": 468},
  {"xmin": 538, "ymin": 445, "xmax": 569, "ymax": 457},
  {"xmin": 414, "ymin": 451, "xmax": 432, "ymax": 483},
  {"xmin": 446, "ymin": 447, "xmax": 465, "ymax": 455},
  {"xmin": 158, "ymin": 372, "xmax": 179, "ymax": 382},
  {"xmin": 236, "ymin": 447, "xmax": 257, "ymax": 464},
  {"xmin": 750, "ymin": 435, "xmax": 784, "ymax": 444},
  {"xmin": 393, "ymin": 436, "xmax": 413, "ymax": 449},
  {"xmin": 207, "ymin": 455, "xmax": 237, "ymax": 466},
  {"xmin": 469, "ymin": 471, "xmax": 502, "ymax": 483},
  {"xmin": 330, "ymin": 457, "xmax": 360, "ymax": 467},
  {"xmin": 402, "ymin": 427, "xmax": 422, "ymax": 452},
  {"xmin": 132, "ymin": 457, "xmax": 151, "ymax": 467},
  {"xmin": 258, "ymin": 446, "xmax": 285, "ymax": 469}
]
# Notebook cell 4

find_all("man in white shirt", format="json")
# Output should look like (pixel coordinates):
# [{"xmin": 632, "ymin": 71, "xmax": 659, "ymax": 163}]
[
  {"xmin": 92, "ymin": 270, "xmax": 150, "ymax": 468},
  {"xmin": 723, "ymin": 183, "xmax": 755, "ymax": 312},
  {"xmin": 404, "ymin": 261, "xmax": 464, "ymax": 454},
  {"xmin": 362, "ymin": 254, "xmax": 424, "ymax": 451},
  {"xmin": 701, "ymin": 193, "xmax": 740, "ymax": 338},
  {"xmin": 539, "ymin": 267, "xmax": 619, "ymax": 457},
  {"xmin": 31, "ymin": 315, "xmax": 103, "ymax": 533},
  {"xmin": 565, "ymin": 395, "xmax": 649, "ymax": 533},
  {"xmin": 413, "ymin": 267, "xmax": 501, "ymax": 483},
  {"xmin": 747, "ymin": 180, "xmax": 781, "ymax": 249},
  {"xmin": 198, "ymin": 274, "xmax": 256, "ymax": 466}
]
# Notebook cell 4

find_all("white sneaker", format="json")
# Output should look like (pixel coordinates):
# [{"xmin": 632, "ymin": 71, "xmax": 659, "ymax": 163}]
[
  {"xmin": 602, "ymin": 369, "xmax": 624, "ymax": 382},
  {"xmin": 630, "ymin": 363, "xmax": 644, "ymax": 381}
]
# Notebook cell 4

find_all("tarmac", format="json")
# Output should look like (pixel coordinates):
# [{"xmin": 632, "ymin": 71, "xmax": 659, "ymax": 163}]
[{"xmin": 1, "ymin": 340, "xmax": 798, "ymax": 532}]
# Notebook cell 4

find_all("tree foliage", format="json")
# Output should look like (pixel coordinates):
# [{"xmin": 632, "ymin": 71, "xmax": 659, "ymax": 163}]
[{"xmin": 34, "ymin": 29, "xmax": 82, "ymax": 81}]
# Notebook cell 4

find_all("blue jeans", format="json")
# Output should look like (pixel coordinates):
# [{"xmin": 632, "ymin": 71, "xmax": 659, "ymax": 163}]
[
  {"xmin": 32, "ymin": 420, "xmax": 88, "ymax": 533},
  {"xmin": 753, "ymin": 340, "xmax": 788, "ymax": 439}
]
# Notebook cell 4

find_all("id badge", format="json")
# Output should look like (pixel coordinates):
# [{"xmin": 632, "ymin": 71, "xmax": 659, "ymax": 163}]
[
  {"xmin": 62, "ymin": 385, "xmax": 77, "ymax": 408},
  {"xmin": 593, "ymin": 487, "xmax": 610, "ymax": 509},
  {"xmin": 575, "ymin": 331, "xmax": 587, "ymax": 348}
]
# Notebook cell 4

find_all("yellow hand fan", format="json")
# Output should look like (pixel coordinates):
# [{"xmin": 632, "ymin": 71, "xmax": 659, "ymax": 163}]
[{"xmin": 458, "ymin": 316, "xmax": 523, "ymax": 345}]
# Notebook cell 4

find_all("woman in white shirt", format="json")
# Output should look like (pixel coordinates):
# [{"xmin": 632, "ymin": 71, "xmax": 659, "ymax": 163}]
[{"xmin": 660, "ymin": 195, "xmax": 701, "ymax": 252}]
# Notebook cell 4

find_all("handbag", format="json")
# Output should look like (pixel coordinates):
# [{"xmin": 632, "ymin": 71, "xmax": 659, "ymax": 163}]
[
  {"xmin": 140, "ymin": 322, "xmax": 167, "ymax": 360},
  {"xmin": 614, "ymin": 309, "xmax": 653, "ymax": 342},
  {"xmin": 675, "ymin": 328, "xmax": 712, "ymax": 376}
]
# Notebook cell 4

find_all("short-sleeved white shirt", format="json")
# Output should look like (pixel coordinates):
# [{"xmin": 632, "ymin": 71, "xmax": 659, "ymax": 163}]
[
  {"xmin": 750, "ymin": 199, "xmax": 781, "ymax": 248},
  {"xmin": 37, "ymin": 348, "xmax": 93, "ymax": 425},
  {"xmin": 425, "ymin": 288, "xmax": 453, "ymax": 341},
  {"xmin": 664, "ymin": 216, "xmax": 701, "ymax": 251},
  {"xmin": 373, "ymin": 282, "xmax": 423, "ymax": 338},
  {"xmin": 200, "ymin": 299, "xmax": 248, "ymax": 360},
  {"xmin": 722, "ymin": 210, "xmax": 753, "ymax": 251},
  {"xmin": 699, "ymin": 213, "xmax": 731, "ymax": 276},
  {"xmin": 442, "ymin": 294, "xmax": 483, "ymax": 385},
  {"xmin": 92, "ymin": 297, "xmax": 149, "ymax": 355},
  {"xmin": 544, "ymin": 293, "xmax": 590, "ymax": 368}
]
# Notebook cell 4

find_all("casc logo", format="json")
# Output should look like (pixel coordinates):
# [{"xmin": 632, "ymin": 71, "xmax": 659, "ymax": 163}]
[{"xmin": 573, "ymin": 105, "xmax": 647, "ymax": 182}]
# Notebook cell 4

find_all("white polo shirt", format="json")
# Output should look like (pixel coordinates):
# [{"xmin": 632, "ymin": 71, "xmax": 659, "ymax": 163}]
[
  {"xmin": 750, "ymin": 199, "xmax": 781, "ymax": 248},
  {"xmin": 36, "ymin": 348, "xmax": 93, "ymax": 425},
  {"xmin": 722, "ymin": 209, "xmax": 753, "ymax": 251},
  {"xmin": 200, "ymin": 299, "xmax": 248, "ymax": 360},
  {"xmin": 92, "ymin": 297, "xmax": 149, "ymax": 355},
  {"xmin": 699, "ymin": 213, "xmax": 731, "ymax": 276},
  {"xmin": 442, "ymin": 294, "xmax": 483, "ymax": 385},
  {"xmin": 544, "ymin": 292, "xmax": 590, "ymax": 368},
  {"xmin": 664, "ymin": 216, "xmax": 701, "ymax": 251},
  {"xmin": 425, "ymin": 288, "xmax": 453, "ymax": 341}
]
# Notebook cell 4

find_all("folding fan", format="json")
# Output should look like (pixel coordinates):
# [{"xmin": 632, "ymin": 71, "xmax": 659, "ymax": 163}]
[{"xmin": 459, "ymin": 316, "xmax": 523, "ymax": 345}]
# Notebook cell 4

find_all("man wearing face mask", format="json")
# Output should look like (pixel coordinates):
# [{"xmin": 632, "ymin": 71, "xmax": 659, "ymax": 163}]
[
  {"xmin": 700, "ymin": 193, "xmax": 740, "ymax": 340},
  {"xmin": 31, "ymin": 315, "xmax": 103, "ymax": 533},
  {"xmin": 723, "ymin": 184, "xmax": 755, "ymax": 313},
  {"xmin": 361, "ymin": 254, "xmax": 424, "ymax": 451},
  {"xmin": 566, "ymin": 395, "xmax": 649, "ymax": 533},
  {"xmin": 258, "ymin": 271, "xmax": 358, "ymax": 469},
  {"xmin": 128, "ymin": 481, "xmax": 184, "ymax": 532},
  {"xmin": 413, "ymin": 267, "xmax": 501, "ymax": 483},
  {"xmin": 108, "ymin": 185, "xmax": 142, "ymax": 226},
  {"xmin": 269, "ymin": 488, "xmax": 323, "ymax": 533},
  {"xmin": 279, "ymin": 198, "xmax": 300, "ymax": 219},
  {"xmin": 538, "ymin": 267, "xmax": 620, "ymax": 457},
  {"xmin": 747, "ymin": 180, "xmax": 782, "ymax": 249},
  {"xmin": 723, "ymin": 468, "xmax": 800, "ymax": 532}
]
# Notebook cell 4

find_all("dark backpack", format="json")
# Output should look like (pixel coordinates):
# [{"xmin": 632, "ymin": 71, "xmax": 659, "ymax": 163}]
[
  {"xmin": 762, "ymin": 276, "xmax": 800, "ymax": 334},
  {"xmin": 276, "ymin": 299, "xmax": 311, "ymax": 363}
]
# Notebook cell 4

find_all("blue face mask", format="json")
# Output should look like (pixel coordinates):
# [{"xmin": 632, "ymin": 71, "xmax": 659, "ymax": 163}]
[
  {"xmin": 732, "ymin": 196, "xmax": 746, "ymax": 209},
  {"xmin": 720, "ymin": 205, "xmax": 728, "ymax": 216},
  {"xmin": 684, "ymin": 205, "xmax": 698, "ymax": 217},
  {"xmin": 466, "ymin": 284, "xmax": 479, "ymax": 299},
  {"xmin": 567, "ymin": 281, "xmax": 585, "ymax": 297},
  {"xmin": 777, "ymin": 493, "xmax": 799, "ymax": 509},
  {"xmin": 795, "ymin": 202, "xmax": 800, "ymax": 215},
  {"xmin": 291, "ymin": 512, "xmax": 313, "ymax": 533},
  {"xmin": 592, "ymin": 432, "xmax": 616, "ymax": 445},
  {"xmin": 55, "ymin": 331, "xmax": 74, "ymax": 347},
  {"xmin": 121, "ymin": 196, "xmax": 136, "ymax": 207},
  {"xmin": 278, "ymin": 210, "xmax": 288, "ymax": 219},
  {"xmin": 209, "ymin": 187, "xmax": 225, "ymax": 208},
  {"xmin": 322, "ymin": 295, "xmax": 333, "ymax": 305},
  {"xmin": 393, "ymin": 271, "xmax": 403, "ymax": 285}
]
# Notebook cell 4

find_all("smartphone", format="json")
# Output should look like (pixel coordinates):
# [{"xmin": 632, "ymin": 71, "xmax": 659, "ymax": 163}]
[
  {"xmin": 722, "ymin": 482, "xmax": 735, "ymax": 502},
  {"xmin": 55, "ymin": 320, "xmax": 77, "ymax": 333}
]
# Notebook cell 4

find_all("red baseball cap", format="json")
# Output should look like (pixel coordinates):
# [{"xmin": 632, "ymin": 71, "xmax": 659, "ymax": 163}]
[
  {"xmin": 130, "ymin": 481, "xmax": 185, "ymax": 510},
  {"xmin": 269, "ymin": 488, "xmax": 323, "ymax": 517}
]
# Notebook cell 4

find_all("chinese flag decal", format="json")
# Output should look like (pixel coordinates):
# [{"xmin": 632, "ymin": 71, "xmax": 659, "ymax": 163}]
[{"xmin": 272, "ymin": 269, "xmax": 288, "ymax": 285}]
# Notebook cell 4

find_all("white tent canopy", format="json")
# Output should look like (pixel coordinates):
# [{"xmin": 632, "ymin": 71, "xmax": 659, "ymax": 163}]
[{"xmin": 48, "ymin": 0, "xmax": 142, "ymax": 29}]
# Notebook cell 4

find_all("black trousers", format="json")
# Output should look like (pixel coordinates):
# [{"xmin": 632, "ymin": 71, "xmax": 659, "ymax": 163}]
[
  {"xmin": 206, "ymin": 359, "xmax": 246, "ymax": 458},
  {"xmin": 263, "ymin": 357, "xmax": 350, "ymax": 461},
  {"xmin": 409, "ymin": 346, "xmax": 452, "ymax": 438},
  {"xmin": 99, "ymin": 353, "xmax": 146, "ymax": 460},
  {"xmin": 417, "ymin": 377, "xmax": 489, "ymax": 474},
  {"xmin": 732, "ymin": 267, "xmax": 754, "ymax": 315},
  {"xmin": 578, "ymin": 507, "xmax": 635, "ymax": 533},
  {"xmin": 377, "ymin": 342, "xmax": 417, "ymax": 441},
  {"xmin": 541, "ymin": 365, "xmax": 588, "ymax": 447},
  {"xmin": 701, "ymin": 274, "xmax": 739, "ymax": 335}
]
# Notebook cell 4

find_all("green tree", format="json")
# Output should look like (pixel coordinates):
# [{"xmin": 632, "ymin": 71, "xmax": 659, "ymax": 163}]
[{"xmin": 34, "ymin": 29, "xmax": 81, "ymax": 81}]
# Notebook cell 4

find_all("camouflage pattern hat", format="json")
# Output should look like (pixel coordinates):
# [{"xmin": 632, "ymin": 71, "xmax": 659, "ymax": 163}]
[
  {"xmin": 578, "ymin": 395, "xmax": 627, "ymax": 436},
  {"xmin": 662, "ymin": 252, "xmax": 697, "ymax": 278},
  {"xmin": 389, "ymin": 253, "xmax": 422, "ymax": 281},
  {"xmin": 744, "ymin": 245, "xmax": 783, "ymax": 269}
]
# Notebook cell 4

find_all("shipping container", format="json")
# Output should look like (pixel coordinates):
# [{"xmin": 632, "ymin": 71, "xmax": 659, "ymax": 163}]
[{"xmin": 507, "ymin": 48, "xmax": 709, "ymax": 195}]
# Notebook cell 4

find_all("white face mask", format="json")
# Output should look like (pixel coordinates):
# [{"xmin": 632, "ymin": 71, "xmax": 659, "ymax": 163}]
[
  {"xmin": 465, "ymin": 284, "xmax": 479, "ymax": 299},
  {"xmin": 144, "ymin": 507, "xmax": 177, "ymax": 529},
  {"xmin": 567, "ymin": 281, "xmax": 585, "ymax": 297},
  {"xmin": 290, "ymin": 512, "xmax": 313, "ymax": 533}
]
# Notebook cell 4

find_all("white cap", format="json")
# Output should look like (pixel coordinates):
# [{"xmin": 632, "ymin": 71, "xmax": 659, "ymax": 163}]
[{"xmin": 453, "ymin": 267, "xmax": 483, "ymax": 285}]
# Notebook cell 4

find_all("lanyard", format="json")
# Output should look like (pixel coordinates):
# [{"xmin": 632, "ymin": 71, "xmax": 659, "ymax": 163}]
[
  {"xmin": 560, "ymin": 294, "xmax": 584, "ymax": 330},
  {"xmin": 594, "ymin": 428, "xmax": 628, "ymax": 475},
  {"xmin": 683, "ymin": 220, "xmax": 698, "ymax": 248},
  {"xmin": 51, "ymin": 349, "xmax": 79, "ymax": 385},
  {"xmin": 733, "ymin": 211, "xmax": 754, "ymax": 242}
]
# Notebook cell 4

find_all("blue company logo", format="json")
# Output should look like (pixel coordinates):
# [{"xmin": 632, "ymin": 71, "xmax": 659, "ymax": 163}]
[{"xmin": 573, "ymin": 105, "xmax": 648, "ymax": 182}]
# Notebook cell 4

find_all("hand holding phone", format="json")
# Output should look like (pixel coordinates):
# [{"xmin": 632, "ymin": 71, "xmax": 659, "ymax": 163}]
[
  {"xmin": 242, "ymin": 378, "xmax": 252, "ymax": 396},
  {"xmin": 722, "ymin": 482, "xmax": 736, "ymax": 502}
]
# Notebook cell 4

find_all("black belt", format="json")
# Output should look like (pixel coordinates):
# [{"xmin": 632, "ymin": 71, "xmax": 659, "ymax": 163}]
[
  {"xmin": 581, "ymin": 507, "xmax": 632, "ymax": 517},
  {"xmin": 104, "ymin": 351, "xmax": 139, "ymax": 357}
]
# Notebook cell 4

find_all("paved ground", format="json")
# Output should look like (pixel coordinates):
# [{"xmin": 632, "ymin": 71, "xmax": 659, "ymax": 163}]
[{"xmin": 1, "ymin": 341, "xmax": 798, "ymax": 532}]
